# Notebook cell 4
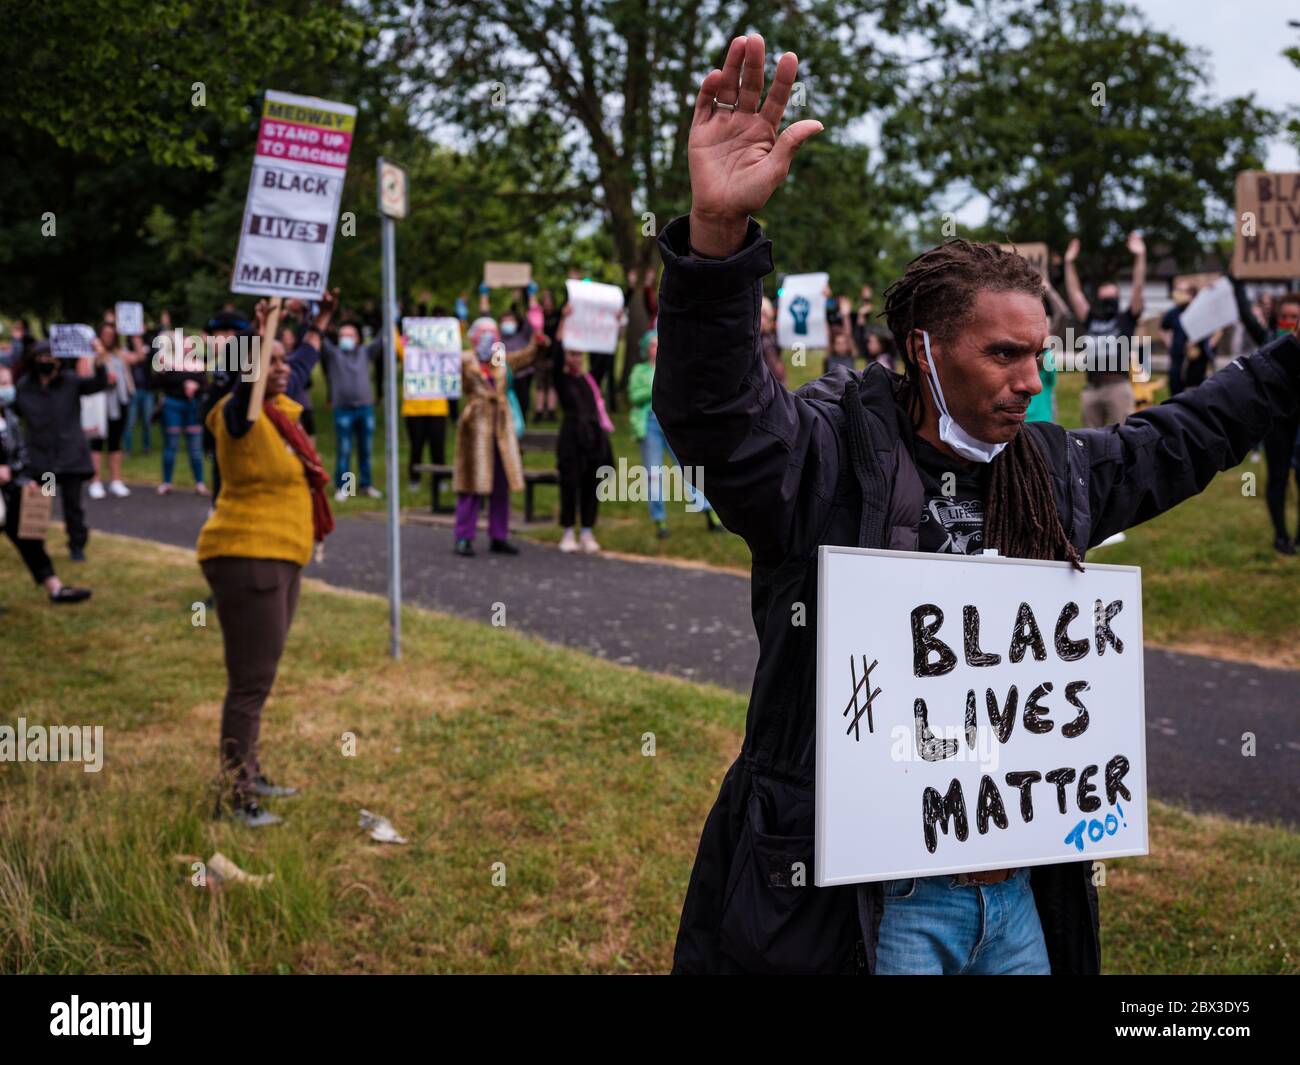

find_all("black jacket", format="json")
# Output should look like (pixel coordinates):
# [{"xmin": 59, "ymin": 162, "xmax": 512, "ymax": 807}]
[
  {"xmin": 14, "ymin": 364, "xmax": 107, "ymax": 478},
  {"xmin": 653, "ymin": 214, "xmax": 1300, "ymax": 974}
]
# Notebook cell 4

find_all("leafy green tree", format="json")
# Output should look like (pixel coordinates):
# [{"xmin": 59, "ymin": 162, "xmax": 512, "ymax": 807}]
[{"xmin": 882, "ymin": 0, "xmax": 1276, "ymax": 280}]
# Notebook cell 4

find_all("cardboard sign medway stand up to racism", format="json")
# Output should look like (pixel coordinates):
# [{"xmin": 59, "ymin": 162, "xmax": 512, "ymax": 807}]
[
  {"xmin": 815, "ymin": 547, "xmax": 1148, "ymax": 886},
  {"xmin": 231, "ymin": 89, "xmax": 355, "ymax": 419},
  {"xmin": 231, "ymin": 90, "xmax": 356, "ymax": 300}
]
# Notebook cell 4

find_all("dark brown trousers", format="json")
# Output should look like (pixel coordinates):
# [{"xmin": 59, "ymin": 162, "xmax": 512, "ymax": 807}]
[{"xmin": 200, "ymin": 556, "xmax": 302, "ymax": 804}]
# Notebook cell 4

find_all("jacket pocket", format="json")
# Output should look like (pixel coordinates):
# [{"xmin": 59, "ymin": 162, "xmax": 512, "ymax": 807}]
[{"xmin": 717, "ymin": 775, "xmax": 858, "ymax": 974}]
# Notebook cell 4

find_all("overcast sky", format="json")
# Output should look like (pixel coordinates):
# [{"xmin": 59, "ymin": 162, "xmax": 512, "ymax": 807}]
[{"xmin": 1131, "ymin": 0, "xmax": 1299, "ymax": 168}]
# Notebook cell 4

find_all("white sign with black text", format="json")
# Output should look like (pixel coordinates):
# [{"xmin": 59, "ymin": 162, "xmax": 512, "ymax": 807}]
[{"xmin": 815, "ymin": 547, "xmax": 1147, "ymax": 886}]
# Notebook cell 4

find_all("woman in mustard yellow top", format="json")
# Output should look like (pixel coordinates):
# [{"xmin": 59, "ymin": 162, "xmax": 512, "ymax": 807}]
[{"xmin": 198, "ymin": 327, "xmax": 334, "ymax": 827}]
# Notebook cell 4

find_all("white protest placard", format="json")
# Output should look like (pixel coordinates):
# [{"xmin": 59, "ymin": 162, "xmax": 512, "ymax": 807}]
[
  {"xmin": 563, "ymin": 280, "xmax": 624, "ymax": 355},
  {"xmin": 231, "ymin": 89, "xmax": 356, "ymax": 300},
  {"xmin": 1177, "ymin": 277, "xmax": 1238, "ymax": 342},
  {"xmin": 115, "ymin": 302, "xmax": 144, "ymax": 336},
  {"xmin": 50, "ymin": 324, "xmax": 95, "ymax": 359},
  {"xmin": 778, "ymin": 271, "xmax": 830, "ymax": 350},
  {"xmin": 401, "ymin": 317, "xmax": 462, "ymax": 401},
  {"xmin": 81, "ymin": 392, "xmax": 108, "ymax": 438},
  {"xmin": 816, "ymin": 547, "xmax": 1147, "ymax": 886}
]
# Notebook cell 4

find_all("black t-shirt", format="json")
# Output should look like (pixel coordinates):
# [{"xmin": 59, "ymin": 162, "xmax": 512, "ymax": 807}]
[
  {"xmin": 1083, "ymin": 304, "xmax": 1137, "ymax": 385},
  {"xmin": 913, "ymin": 437, "xmax": 989, "ymax": 555}
]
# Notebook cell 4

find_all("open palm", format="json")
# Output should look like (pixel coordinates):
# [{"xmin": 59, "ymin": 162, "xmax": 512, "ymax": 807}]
[{"xmin": 689, "ymin": 35, "xmax": 824, "ymax": 228}]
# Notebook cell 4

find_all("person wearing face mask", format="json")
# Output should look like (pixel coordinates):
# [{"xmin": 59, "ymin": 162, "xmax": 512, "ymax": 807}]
[
  {"xmin": 320, "ymin": 320, "xmax": 384, "ymax": 501},
  {"xmin": 451, "ymin": 316, "xmax": 548, "ymax": 556},
  {"xmin": 1064, "ymin": 233, "xmax": 1147, "ymax": 428},
  {"xmin": 1234, "ymin": 279, "xmax": 1300, "ymax": 555},
  {"xmin": 13, "ymin": 341, "xmax": 108, "ymax": 562},
  {"xmin": 657, "ymin": 34, "xmax": 1300, "ymax": 976},
  {"xmin": 0, "ymin": 363, "xmax": 92, "ymax": 604}
]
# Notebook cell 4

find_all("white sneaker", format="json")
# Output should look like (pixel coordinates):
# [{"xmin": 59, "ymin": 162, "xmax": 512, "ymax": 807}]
[
  {"xmin": 333, "ymin": 488, "xmax": 349, "ymax": 502},
  {"xmin": 108, "ymin": 480, "xmax": 130, "ymax": 498},
  {"xmin": 579, "ymin": 530, "xmax": 601, "ymax": 554},
  {"xmin": 558, "ymin": 528, "xmax": 578, "ymax": 553},
  {"xmin": 87, "ymin": 480, "xmax": 106, "ymax": 500},
  {"xmin": 364, "ymin": 486, "xmax": 383, "ymax": 499}
]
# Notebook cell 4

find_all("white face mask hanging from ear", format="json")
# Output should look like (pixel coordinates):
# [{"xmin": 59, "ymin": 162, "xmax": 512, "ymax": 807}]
[{"xmin": 920, "ymin": 330, "xmax": 1008, "ymax": 464}]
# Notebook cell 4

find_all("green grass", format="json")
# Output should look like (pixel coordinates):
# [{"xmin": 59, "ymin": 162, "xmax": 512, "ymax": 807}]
[
  {"xmin": 112, "ymin": 356, "xmax": 1299, "ymax": 662},
  {"xmin": 0, "ymin": 534, "xmax": 1295, "ymax": 973}
]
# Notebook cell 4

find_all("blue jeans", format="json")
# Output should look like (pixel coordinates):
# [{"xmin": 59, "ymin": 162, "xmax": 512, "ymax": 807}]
[
  {"xmin": 639, "ymin": 409, "xmax": 710, "ymax": 523},
  {"xmin": 875, "ymin": 867, "xmax": 1050, "ymax": 974},
  {"xmin": 124, "ymin": 387, "xmax": 155, "ymax": 454},
  {"xmin": 334, "ymin": 403, "xmax": 375, "ymax": 489},
  {"xmin": 161, "ymin": 395, "xmax": 205, "ymax": 485}
]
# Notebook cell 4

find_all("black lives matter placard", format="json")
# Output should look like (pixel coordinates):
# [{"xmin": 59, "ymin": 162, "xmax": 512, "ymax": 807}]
[
  {"xmin": 815, "ymin": 547, "xmax": 1147, "ymax": 886},
  {"xmin": 231, "ymin": 90, "xmax": 356, "ymax": 299},
  {"xmin": 1233, "ymin": 171, "xmax": 1300, "ymax": 280}
]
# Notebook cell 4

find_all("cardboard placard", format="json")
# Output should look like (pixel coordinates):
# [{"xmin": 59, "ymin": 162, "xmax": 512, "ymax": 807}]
[
  {"xmin": 50, "ymin": 324, "xmax": 95, "ymax": 359},
  {"xmin": 999, "ymin": 242, "xmax": 1050, "ymax": 281},
  {"xmin": 816, "ymin": 547, "xmax": 1147, "ymax": 886},
  {"xmin": 16, "ymin": 482, "xmax": 52, "ymax": 541},
  {"xmin": 401, "ymin": 317, "xmax": 462, "ymax": 400},
  {"xmin": 484, "ymin": 261, "xmax": 532, "ymax": 289},
  {"xmin": 115, "ymin": 302, "xmax": 144, "ymax": 336},
  {"xmin": 231, "ymin": 90, "xmax": 357, "ymax": 299},
  {"xmin": 777, "ymin": 272, "xmax": 830, "ymax": 350},
  {"xmin": 1233, "ymin": 171, "xmax": 1300, "ymax": 280}
]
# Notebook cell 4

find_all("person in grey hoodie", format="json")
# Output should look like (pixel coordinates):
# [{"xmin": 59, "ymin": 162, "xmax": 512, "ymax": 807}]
[{"xmin": 321, "ymin": 320, "xmax": 383, "ymax": 500}]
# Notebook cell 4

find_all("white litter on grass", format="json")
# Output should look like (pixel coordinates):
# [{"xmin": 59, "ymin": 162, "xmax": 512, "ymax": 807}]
[
  {"xmin": 1093, "ymin": 531, "xmax": 1127, "ymax": 548},
  {"xmin": 207, "ymin": 852, "xmax": 274, "ymax": 888},
  {"xmin": 359, "ymin": 809, "xmax": 409, "ymax": 845}
]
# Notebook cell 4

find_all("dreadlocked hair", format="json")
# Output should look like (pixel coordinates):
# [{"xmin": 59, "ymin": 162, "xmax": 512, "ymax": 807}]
[
  {"xmin": 985, "ymin": 430, "xmax": 1083, "ymax": 570},
  {"xmin": 883, "ymin": 238, "xmax": 1083, "ymax": 571}
]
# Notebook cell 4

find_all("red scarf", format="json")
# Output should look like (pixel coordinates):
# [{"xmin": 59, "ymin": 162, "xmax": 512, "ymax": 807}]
[{"xmin": 263, "ymin": 399, "xmax": 335, "ymax": 543}]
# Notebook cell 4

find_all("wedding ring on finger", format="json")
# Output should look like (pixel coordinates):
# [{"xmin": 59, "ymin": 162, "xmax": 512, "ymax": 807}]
[{"xmin": 711, "ymin": 97, "xmax": 739, "ymax": 115}]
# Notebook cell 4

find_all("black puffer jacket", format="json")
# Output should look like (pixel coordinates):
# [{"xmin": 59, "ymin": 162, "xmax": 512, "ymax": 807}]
[
  {"xmin": 653, "ymin": 214, "xmax": 1300, "ymax": 974},
  {"xmin": 14, "ymin": 363, "xmax": 107, "ymax": 478}
]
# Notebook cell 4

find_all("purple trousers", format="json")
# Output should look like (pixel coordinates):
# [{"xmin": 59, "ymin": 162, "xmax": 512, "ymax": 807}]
[{"xmin": 454, "ymin": 445, "xmax": 510, "ymax": 542}]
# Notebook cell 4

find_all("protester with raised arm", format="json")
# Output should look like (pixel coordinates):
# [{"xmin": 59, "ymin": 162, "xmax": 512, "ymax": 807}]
[
  {"xmin": 1063, "ymin": 233, "xmax": 1146, "ymax": 428},
  {"xmin": 654, "ymin": 33, "xmax": 1300, "ymax": 975}
]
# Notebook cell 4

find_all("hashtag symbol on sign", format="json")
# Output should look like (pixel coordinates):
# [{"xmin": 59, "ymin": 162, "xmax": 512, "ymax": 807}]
[{"xmin": 843, "ymin": 655, "xmax": 880, "ymax": 741}]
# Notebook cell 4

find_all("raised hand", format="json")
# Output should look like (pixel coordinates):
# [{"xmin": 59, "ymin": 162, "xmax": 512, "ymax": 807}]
[
  {"xmin": 1126, "ymin": 231, "xmax": 1146, "ymax": 257},
  {"xmin": 688, "ymin": 34, "xmax": 824, "ymax": 257},
  {"xmin": 1064, "ymin": 238, "xmax": 1081, "ymax": 264}
]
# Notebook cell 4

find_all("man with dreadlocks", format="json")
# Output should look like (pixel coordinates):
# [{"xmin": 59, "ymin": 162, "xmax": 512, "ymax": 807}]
[{"xmin": 654, "ymin": 34, "xmax": 1300, "ymax": 975}]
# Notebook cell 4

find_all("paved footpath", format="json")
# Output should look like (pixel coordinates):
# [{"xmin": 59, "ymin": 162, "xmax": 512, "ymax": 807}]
[{"xmin": 80, "ymin": 488, "xmax": 1300, "ymax": 828}]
